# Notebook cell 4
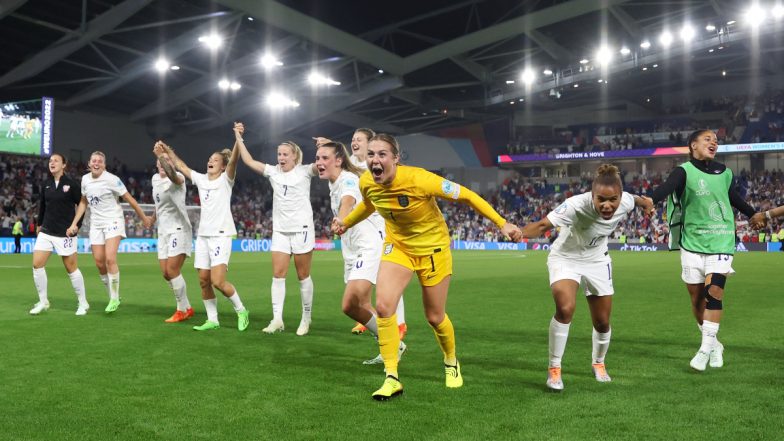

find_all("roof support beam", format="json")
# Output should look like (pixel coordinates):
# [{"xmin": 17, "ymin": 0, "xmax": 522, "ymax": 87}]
[
  {"xmin": 130, "ymin": 36, "xmax": 299, "ymax": 121},
  {"xmin": 65, "ymin": 13, "xmax": 241, "ymax": 107},
  {"xmin": 0, "ymin": 0, "xmax": 153, "ymax": 88},
  {"xmin": 0, "ymin": 0, "xmax": 27, "ymax": 20},
  {"xmin": 609, "ymin": 5, "xmax": 640, "ymax": 39},
  {"xmin": 401, "ymin": 0, "xmax": 631, "ymax": 72},
  {"xmin": 524, "ymin": 29, "xmax": 572, "ymax": 62},
  {"xmin": 450, "ymin": 55, "xmax": 493, "ymax": 81},
  {"xmin": 215, "ymin": 0, "xmax": 406, "ymax": 74},
  {"xmin": 194, "ymin": 76, "xmax": 403, "ymax": 135},
  {"xmin": 324, "ymin": 111, "xmax": 404, "ymax": 133}
]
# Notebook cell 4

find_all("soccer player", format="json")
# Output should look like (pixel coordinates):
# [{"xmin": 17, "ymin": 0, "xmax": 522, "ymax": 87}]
[
  {"xmin": 647, "ymin": 129, "xmax": 758, "ymax": 371},
  {"xmin": 316, "ymin": 131, "xmax": 408, "ymax": 339},
  {"xmin": 235, "ymin": 123, "xmax": 316, "ymax": 336},
  {"xmin": 149, "ymin": 145, "xmax": 194, "ymax": 323},
  {"xmin": 30, "ymin": 153, "xmax": 88, "ymax": 316},
  {"xmin": 520, "ymin": 164, "xmax": 655, "ymax": 391},
  {"xmin": 332, "ymin": 133, "xmax": 522, "ymax": 401},
  {"xmin": 67, "ymin": 151, "xmax": 152, "ymax": 313},
  {"xmin": 315, "ymin": 140, "xmax": 407, "ymax": 363},
  {"xmin": 156, "ymin": 129, "xmax": 250, "ymax": 332}
]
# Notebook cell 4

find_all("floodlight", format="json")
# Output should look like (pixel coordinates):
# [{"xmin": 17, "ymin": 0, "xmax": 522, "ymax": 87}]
[
  {"xmin": 308, "ymin": 72, "xmax": 341, "ymax": 86},
  {"xmin": 198, "ymin": 34, "xmax": 223, "ymax": 50},
  {"xmin": 154, "ymin": 58, "xmax": 170, "ymax": 73},
  {"xmin": 744, "ymin": 5, "xmax": 765, "ymax": 26},
  {"xmin": 521, "ymin": 69, "xmax": 536, "ymax": 85},
  {"xmin": 680, "ymin": 25, "xmax": 696, "ymax": 42},
  {"xmin": 595, "ymin": 46, "xmax": 613, "ymax": 65},
  {"xmin": 659, "ymin": 31, "xmax": 674, "ymax": 47},
  {"xmin": 260, "ymin": 54, "xmax": 283, "ymax": 69},
  {"xmin": 640, "ymin": 40, "xmax": 651, "ymax": 49},
  {"xmin": 218, "ymin": 79, "xmax": 230, "ymax": 90}
]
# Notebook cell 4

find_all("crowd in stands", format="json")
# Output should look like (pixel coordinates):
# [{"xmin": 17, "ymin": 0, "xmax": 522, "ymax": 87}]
[
  {"xmin": 2, "ymin": 152, "xmax": 782, "ymax": 245},
  {"xmin": 505, "ymin": 89, "xmax": 784, "ymax": 155}
]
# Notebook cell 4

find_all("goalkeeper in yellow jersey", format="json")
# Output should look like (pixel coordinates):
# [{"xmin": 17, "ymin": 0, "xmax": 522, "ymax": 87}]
[{"xmin": 332, "ymin": 133, "xmax": 522, "ymax": 400}]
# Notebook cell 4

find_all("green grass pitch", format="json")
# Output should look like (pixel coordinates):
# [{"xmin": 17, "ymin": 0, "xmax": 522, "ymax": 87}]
[
  {"xmin": 0, "ymin": 119, "xmax": 40, "ymax": 155},
  {"xmin": 1, "ymin": 250, "xmax": 782, "ymax": 440}
]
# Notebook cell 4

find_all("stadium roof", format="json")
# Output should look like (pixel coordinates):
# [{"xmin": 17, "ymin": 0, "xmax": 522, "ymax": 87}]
[{"xmin": 1, "ymin": 0, "xmax": 782, "ymax": 146}]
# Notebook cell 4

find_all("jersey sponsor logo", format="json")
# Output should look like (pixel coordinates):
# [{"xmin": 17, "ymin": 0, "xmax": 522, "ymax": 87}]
[
  {"xmin": 62, "ymin": 185, "xmax": 70, "ymax": 192},
  {"xmin": 696, "ymin": 178, "xmax": 711, "ymax": 196},
  {"xmin": 383, "ymin": 243, "xmax": 393, "ymax": 255},
  {"xmin": 441, "ymin": 180, "xmax": 460, "ymax": 199},
  {"xmin": 397, "ymin": 195, "xmax": 409, "ymax": 207},
  {"xmin": 708, "ymin": 201, "xmax": 728, "ymax": 222}
]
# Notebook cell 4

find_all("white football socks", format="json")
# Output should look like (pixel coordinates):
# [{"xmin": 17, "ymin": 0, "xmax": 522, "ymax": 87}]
[
  {"xmin": 227, "ymin": 291, "xmax": 246, "ymax": 312},
  {"xmin": 203, "ymin": 297, "xmax": 219, "ymax": 323},
  {"xmin": 33, "ymin": 267, "xmax": 48, "ymax": 304},
  {"xmin": 68, "ymin": 269, "xmax": 87, "ymax": 306},
  {"xmin": 271, "ymin": 277, "xmax": 286, "ymax": 321},
  {"xmin": 549, "ymin": 317, "xmax": 571, "ymax": 368},
  {"xmin": 299, "ymin": 276, "xmax": 313, "ymax": 321},
  {"xmin": 592, "ymin": 327, "xmax": 612, "ymax": 364},
  {"xmin": 107, "ymin": 272, "xmax": 120, "ymax": 301},
  {"xmin": 699, "ymin": 320, "xmax": 719, "ymax": 353},
  {"xmin": 395, "ymin": 295, "xmax": 406, "ymax": 325},
  {"xmin": 364, "ymin": 314, "xmax": 379, "ymax": 336},
  {"xmin": 168, "ymin": 274, "xmax": 190, "ymax": 311}
]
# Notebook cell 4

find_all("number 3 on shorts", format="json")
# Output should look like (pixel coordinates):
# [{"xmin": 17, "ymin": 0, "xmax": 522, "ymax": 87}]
[{"xmin": 214, "ymin": 246, "xmax": 221, "ymax": 257}]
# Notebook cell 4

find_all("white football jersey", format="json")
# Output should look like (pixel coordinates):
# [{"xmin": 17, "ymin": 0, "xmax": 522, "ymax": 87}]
[
  {"xmin": 81, "ymin": 171, "xmax": 126, "ymax": 228},
  {"xmin": 547, "ymin": 192, "xmax": 635, "ymax": 260},
  {"xmin": 263, "ymin": 164, "xmax": 315, "ymax": 233},
  {"xmin": 190, "ymin": 171, "xmax": 236, "ymax": 237},
  {"xmin": 152, "ymin": 173, "xmax": 192, "ymax": 235},
  {"xmin": 330, "ymin": 170, "xmax": 384, "ymax": 258},
  {"xmin": 349, "ymin": 155, "xmax": 384, "ymax": 225}
]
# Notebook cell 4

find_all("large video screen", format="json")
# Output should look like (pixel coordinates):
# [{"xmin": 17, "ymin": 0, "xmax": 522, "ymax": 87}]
[{"xmin": 0, "ymin": 97, "xmax": 53, "ymax": 156}]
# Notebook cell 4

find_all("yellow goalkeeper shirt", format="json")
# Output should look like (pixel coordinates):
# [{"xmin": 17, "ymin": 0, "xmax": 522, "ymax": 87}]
[{"xmin": 343, "ymin": 165, "xmax": 506, "ymax": 256}]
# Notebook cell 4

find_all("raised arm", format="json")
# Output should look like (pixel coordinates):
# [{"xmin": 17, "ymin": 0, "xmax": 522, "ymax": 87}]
[
  {"xmin": 233, "ymin": 122, "xmax": 267, "ymax": 175},
  {"xmin": 225, "ymin": 126, "xmax": 241, "ymax": 180},
  {"xmin": 160, "ymin": 142, "xmax": 193, "ymax": 181},
  {"xmin": 153, "ymin": 142, "xmax": 184, "ymax": 185}
]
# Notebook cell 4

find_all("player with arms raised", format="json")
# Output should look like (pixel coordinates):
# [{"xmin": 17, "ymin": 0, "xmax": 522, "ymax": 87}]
[
  {"xmin": 237, "ymin": 124, "xmax": 317, "ymax": 336},
  {"xmin": 150, "ymin": 145, "xmax": 194, "ymax": 323},
  {"xmin": 156, "ymin": 126, "xmax": 249, "ymax": 332}
]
